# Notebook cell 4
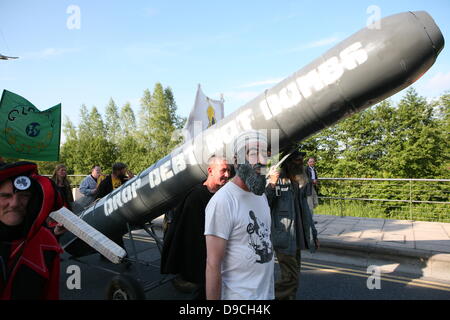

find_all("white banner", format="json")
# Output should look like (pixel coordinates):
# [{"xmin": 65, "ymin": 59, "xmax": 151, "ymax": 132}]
[{"xmin": 183, "ymin": 84, "xmax": 224, "ymax": 140}]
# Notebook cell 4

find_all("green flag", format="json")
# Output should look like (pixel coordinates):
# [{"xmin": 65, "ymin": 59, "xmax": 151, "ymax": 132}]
[{"xmin": 0, "ymin": 90, "xmax": 61, "ymax": 161}]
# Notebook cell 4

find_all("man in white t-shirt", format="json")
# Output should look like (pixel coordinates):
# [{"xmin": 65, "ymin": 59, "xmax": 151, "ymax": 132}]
[{"xmin": 204, "ymin": 130, "xmax": 274, "ymax": 300}]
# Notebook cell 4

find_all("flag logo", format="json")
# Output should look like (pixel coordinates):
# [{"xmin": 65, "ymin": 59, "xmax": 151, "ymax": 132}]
[
  {"xmin": 26, "ymin": 122, "xmax": 41, "ymax": 137},
  {"xmin": 207, "ymin": 104, "xmax": 216, "ymax": 127}
]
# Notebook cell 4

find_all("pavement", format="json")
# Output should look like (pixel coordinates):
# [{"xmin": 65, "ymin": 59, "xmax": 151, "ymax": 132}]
[
  {"xmin": 303, "ymin": 214, "xmax": 450, "ymax": 282},
  {"xmin": 152, "ymin": 214, "xmax": 450, "ymax": 282}
]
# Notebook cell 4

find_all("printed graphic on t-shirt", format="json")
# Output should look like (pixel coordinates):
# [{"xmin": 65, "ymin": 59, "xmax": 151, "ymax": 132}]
[{"xmin": 246, "ymin": 210, "xmax": 273, "ymax": 264}]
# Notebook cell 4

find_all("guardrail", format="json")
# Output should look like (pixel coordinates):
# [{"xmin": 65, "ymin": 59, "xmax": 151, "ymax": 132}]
[
  {"xmin": 316, "ymin": 178, "xmax": 450, "ymax": 223},
  {"xmin": 60, "ymin": 175, "xmax": 449, "ymax": 222}
]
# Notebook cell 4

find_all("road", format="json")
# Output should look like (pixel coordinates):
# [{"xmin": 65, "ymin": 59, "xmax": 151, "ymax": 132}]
[{"xmin": 59, "ymin": 232, "xmax": 450, "ymax": 300}]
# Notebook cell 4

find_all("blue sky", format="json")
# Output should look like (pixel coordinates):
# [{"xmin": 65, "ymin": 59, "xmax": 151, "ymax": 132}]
[{"xmin": 1, "ymin": 0, "xmax": 449, "ymax": 135}]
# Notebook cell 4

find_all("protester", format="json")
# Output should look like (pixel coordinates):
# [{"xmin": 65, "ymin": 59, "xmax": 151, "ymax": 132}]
[
  {"xmin": 96, "ymin": 162, "xmax": 134, "ymax": 199},
  {"xmin": 204, "ymin": 130, "xmax": 274, "ymax": 300},
  {"xmin": 78, "ymin": 165, "xmax": 102, "ymax": 208},
  {"xmin": 305, "ymin": 157, "xmax": 319, "ymax": 221},
  {"xmin": 51, "ymin": 164, "xmax": 74, "ymax": 211},
  {"xmin": 266, "ymin": 150, "xmax": 319, "ymax": 300},
  {"xmin": 161, "ymin": 155, "xmax": 230, "ymax": 299},
  {"xmin": 0, "ymin": 162, "xmax": 64, "ymax": 299}
]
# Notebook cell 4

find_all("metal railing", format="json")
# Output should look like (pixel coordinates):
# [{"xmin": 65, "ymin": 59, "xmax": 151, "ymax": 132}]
[
  {"xmin": 316, "ymin": 178, "xmax": 450, "ymax": 223},
  {"xmin": 60, "ymin": 175, "xmax": 449, "ymax": 222}
]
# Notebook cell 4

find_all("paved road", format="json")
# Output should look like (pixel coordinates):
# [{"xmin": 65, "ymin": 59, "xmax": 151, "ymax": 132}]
[
  {"xmin": 297, "ymin": 258, "xmax": 450, "ymax": 300},
  {"xmin": 59, "ymin": 234, "xmax": 450, "ymax": 300}
]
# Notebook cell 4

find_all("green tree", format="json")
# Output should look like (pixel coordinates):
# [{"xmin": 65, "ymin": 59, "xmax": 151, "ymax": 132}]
[
  {"xmin": 385, "ymin": 88, "xmax": 446, "ymax": 178},
  {"xmin": 61, "ymin": 105, "xmax": 116, "ymax": 174},
  {"xmin": 89, "ymin": 106, "xmax": 106, "ymax": 137},
  {"xmin": 120, "ymin": 102, "xmax": 136, "ymax": 137},
  {"xmin": 105, "ymin": 98, "xmax": 121, "ymax": 144},
  {"xmin": 137, "ymin": 84, "xmax": 184, "ymax": 165}
]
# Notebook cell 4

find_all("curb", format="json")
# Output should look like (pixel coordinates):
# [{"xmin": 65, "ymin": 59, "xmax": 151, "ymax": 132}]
[
  {"xmin": 305, "ymin": 238, "xmax": 450, "ymax": 282},
  {"xmin": 150, "ymin": 215, "xmax": 450, "ymax": 282}
]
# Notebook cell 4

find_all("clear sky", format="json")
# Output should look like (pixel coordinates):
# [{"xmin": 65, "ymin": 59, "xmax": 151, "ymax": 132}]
[{"xmin": 1, "ymin": 0, "xmax": 449, "ymax": 133}]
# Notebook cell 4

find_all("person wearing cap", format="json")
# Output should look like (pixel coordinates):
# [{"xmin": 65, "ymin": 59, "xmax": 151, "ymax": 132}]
[
  {"xmin": 96, "ymin": 162, "xmax": 134, "ymax": 200},
  {"xmin": 204, "ymin": 130, "xmax": 274, "ymax": 300},
  {"xmin": 266, "ymin": 150, "xmax": 319, "ymax": 300},
  {"xmin": 0, "ymin": 161, "xmax": 64, "ymax": 299}
]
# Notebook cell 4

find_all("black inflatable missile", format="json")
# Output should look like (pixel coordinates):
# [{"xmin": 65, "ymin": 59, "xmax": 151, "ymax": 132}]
[{"xmin": 63, "ymin": 11, "xmax": 444, "ymax": 255}]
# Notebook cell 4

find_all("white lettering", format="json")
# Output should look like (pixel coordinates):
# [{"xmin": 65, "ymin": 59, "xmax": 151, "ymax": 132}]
[
  {"xmin": 184, "ymin": 145, "xmax": 198, "ymax": 165},
  {"xmin": 220, "ymin": 120, "xmax": 239, "ymax": 145},
  {"xmin": 267, "ymin": 93, "xmax": 283, "ymax": 116},
  {"xmin": 131, "ymin": 178, "xmax": 141, "ymax": 198},
  {"xmin": 160, "ymin": 160, "xmax": 174, "ymax": 181},
  {"xmin": 318, "ymin": 56, "xmax": 344, "ymax": 85},
  {"xmin": 296, "ymin": 69, "xmax": 324, "ymax": 98},
  {"xmin": 340, "ymin": 42, "xmax": 368, "ymax": 70},
  {"xmin": 236, "ymin": 109, "xmax": 254, "ymax": 130},
  {"xmin": 104, "ymin": 199, "xmax": 114, "ymax": 216},
  {"xmin": 281, "ymin": 81, "xmax": 302, "ymax": 109},
  {"xmin": 172, "ymin": 153, "xmax": 187, "ymax": 174},
  {"xmin": 112, "ymin": 193, "xmax": 122, "ymax": 210},
  {"xmin": 260, "ymin": 99, "xmax": 272, "ymax": 120},
  {"xmin": 205, "ymin": 130, "xmax": 219, "ymax": 154},
  {"xmin": 149, "ymin": 169, "xmax": 161, "ymax": 188}
]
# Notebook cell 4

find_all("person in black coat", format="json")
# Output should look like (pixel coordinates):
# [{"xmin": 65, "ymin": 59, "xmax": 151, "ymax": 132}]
[{"xmin": 161, "ymin": 156, "xmax": 230, "ymax": 300}]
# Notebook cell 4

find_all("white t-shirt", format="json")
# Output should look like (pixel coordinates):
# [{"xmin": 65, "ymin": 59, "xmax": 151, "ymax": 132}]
[
  {"xmin": 204, "ymin": 181, "xmax": 274, "ymax": 300},
  {"xmin": 309, "ymin": 166, "xmax": 317, "ymax": 180}
]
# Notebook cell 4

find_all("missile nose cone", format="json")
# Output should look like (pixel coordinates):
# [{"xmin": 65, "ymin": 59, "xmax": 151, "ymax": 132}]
[{"xmin": 412, "ymin": 11, "xmax": 445, "ymax": 56}]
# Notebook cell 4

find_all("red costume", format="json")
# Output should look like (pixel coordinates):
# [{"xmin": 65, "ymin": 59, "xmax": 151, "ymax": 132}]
[{"xmin": 0, "ymin": 162, "xmax": 63, "ymax": 300}]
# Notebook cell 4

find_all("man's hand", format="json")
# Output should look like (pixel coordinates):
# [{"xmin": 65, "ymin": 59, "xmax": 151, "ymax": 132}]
[
  {"xmin": 54, "ymin": 223, "xmax": 67, "ymax": 236},
  {"xmin": 267, "ymin": 166, "xmax": 280, "ymax": 186},
  {"xmin": 314, "ymin": 238, "xmax": 320, "ymax": 250},
  {"xmin": 126, "ymin": 170, "xmax": 135, "ymax": 179}
]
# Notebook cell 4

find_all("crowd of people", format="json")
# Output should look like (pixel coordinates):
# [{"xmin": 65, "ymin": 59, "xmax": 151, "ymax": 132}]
[
  {"xmin": 0, "ymin": 131, "xmax": 320, "ymax": 300},
  {"xmin": 161, "ymin": 130, "xmax": 320, "ymax": 300}
]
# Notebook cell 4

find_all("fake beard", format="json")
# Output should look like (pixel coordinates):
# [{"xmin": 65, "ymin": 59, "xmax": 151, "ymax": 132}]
[{"xmin": 235, "ymin": 162, "xmax": 266, "ymax": 196}]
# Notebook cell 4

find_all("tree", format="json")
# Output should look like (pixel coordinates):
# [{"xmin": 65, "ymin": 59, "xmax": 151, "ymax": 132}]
[
  {"xmin": 61, "ymin": 105, "xmax": 116, "ymax": 174},
  {"xmin": 138, "ymin": 88, "xmax": 154, "ymax": 150},
  {"xmin": 88, "ymin": 106, "xmax": 106, "ymax": 137},
  {"xmin": 120, "ymin": 102, "xmax": 136, "ymax": 137},
  {"xmin": 136, "ymin": 84, "xmax": 184, "ymax": 165},
  {"xmin": 385, "ymin": 88, "xmax": 446, "ymax": 178},
  {"xmin": 105, "ymin": 98, "xmax": 121, "ymax": 144}
]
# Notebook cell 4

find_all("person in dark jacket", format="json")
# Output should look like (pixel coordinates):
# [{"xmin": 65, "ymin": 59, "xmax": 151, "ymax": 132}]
[
  {"xmin": 50, "ymin": 164, "xmax": 74, "ymax": 211},
  {"xmin": 266, "ymin": 150, "xmax": 319, "ymax": 300},
  {"xmin": 305, "ymin": 157, "xmax": 319, "ymax": 219},
  {"xmin": 96, "ymin": 162, "xmax": 133, "ymax": 200},
  {"xmin": 0, "ymin": 161, "xmax": 64, "ymax": 300},
  {"xmin": 161, "ymin": 155, "xmax": 230, "ymax": 300}
]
